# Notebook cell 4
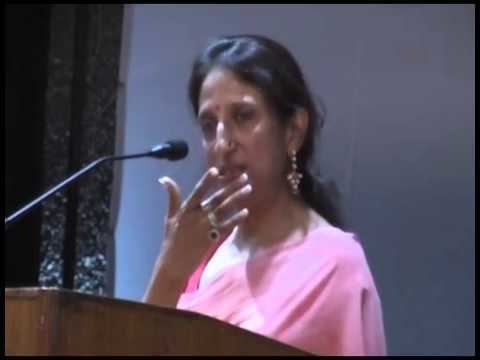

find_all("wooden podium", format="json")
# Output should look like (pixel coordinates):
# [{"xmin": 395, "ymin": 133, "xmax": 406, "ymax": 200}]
[{"xmin": 5, "ymin": 287, "xmax": 310, "ymax": 356}]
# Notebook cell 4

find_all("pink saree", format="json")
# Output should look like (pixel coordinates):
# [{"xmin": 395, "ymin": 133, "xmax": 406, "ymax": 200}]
[{"xmin": 177, "ymin": 225, "xmax": 387, "ymax": 356}]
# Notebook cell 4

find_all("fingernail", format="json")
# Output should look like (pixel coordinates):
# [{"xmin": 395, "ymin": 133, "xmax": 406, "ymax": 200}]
[
  {"xmin": 210, "ymin": 167, "xmax": 219, "ymax": 176},
  {"xmin": 158, "ymin": 177, "xmax": 166, "ymax": 185},
  {"xmin": 200, "ymin": 199, "xmax": 211, "ymax": 210},
  {"xmin": 241, "ymin": 184, "xmax": 252, "ymax": 194},
  {"xmin": 241, "ymin": 173, "xmax": 248, "ymax": 181},
  {"xmin": 241, "ymin": 208, "xmax": 249, "ymax": 217}
]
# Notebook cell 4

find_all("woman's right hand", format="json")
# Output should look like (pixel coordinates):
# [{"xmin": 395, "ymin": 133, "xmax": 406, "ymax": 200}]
[{"xmin": 155, "ymin": 167, "xmax": 252, "ymax": 282}]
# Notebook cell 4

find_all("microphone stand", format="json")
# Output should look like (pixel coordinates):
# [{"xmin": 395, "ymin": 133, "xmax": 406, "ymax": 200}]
[
  {"xmin": 4, "ymin": 138, "xmax": 189, "ymax": 231},
  {"xmin": 4, "ymin": 153, "xmax": 149, "ymax": 231}
]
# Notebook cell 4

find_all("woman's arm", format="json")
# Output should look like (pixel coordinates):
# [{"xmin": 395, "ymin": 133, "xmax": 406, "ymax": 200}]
[{"xmin": 143, "ymin": 253, "xmax": 188, "ymax": 307}]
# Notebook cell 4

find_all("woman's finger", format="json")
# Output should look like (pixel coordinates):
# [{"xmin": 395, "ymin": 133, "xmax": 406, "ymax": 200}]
[
  {"xmin": 216, "ymin": 208, "xmax": 250, "ymax": 230},
  {"xmin": 200, "ymin": 173, "xmax": 249, "ymax": 212},
  {"xmin": 158, "ymin": 177, "xmax": 182, "ymax": 219},
  {"xmin": 212, "ymin": 183, "xmax": 252, "ymax": 221},
  {"xmin": 183, "ymin": 167, "xmax": 220, "ymax": 211}
]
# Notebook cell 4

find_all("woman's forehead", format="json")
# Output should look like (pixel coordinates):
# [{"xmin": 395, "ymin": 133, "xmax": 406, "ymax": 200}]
[{"xmin": 199, "ymin": 69, "xmax": 264, "ymax": 112}]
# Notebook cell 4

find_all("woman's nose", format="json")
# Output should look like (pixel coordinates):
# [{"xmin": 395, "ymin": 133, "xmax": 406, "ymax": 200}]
[{"xmin": 214, "ymin": 122, "xmax": 235, "ymax": 153}]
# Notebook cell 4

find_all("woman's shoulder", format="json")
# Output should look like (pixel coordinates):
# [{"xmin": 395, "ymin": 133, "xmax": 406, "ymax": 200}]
[
  {"xmin": 251, "ymin": 223, "xmax": 378, "ymax": 309},
  {"xmin": 300, "ymin": 224, "xmax": 373, "ymax": 282},
  {"xmin": 306, "ymin": 223, "xmax": 363, "ymax": 255}
]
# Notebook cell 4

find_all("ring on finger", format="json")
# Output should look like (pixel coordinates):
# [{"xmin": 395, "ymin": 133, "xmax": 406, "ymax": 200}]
[
  {"xmin": 207, "ymin": 211, "xmax": 219, "ymax": 228},
  {"xmin": 208, "ymin": 228, "xmax": 220, "ymax": 241},
  {"xmin": 207, "ymin": 212, "xmax": 220, "ymax": 241}
]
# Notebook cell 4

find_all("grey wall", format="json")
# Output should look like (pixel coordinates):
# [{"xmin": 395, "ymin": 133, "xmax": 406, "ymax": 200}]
[{"xmin": 113, "ymin": 4, "xmax": 475, "ymax": 356}]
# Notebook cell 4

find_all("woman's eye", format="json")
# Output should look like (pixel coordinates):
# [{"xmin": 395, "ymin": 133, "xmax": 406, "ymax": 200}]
[
  {"xmin": 235, "ymin": 109, "xmax": 254, "ymax": 124},
  {"xmin": 200, "ymin": 119, "xmax": 216, "ymax": 138}
]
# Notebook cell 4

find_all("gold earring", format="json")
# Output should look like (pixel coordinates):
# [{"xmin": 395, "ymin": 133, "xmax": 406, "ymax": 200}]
[{"xmin": 287, "ymin": 151, "xmax": 302, "ymax": 195}]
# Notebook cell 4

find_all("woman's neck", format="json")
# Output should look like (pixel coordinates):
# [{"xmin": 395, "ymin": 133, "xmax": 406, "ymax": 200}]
[{"xmin": 233, "ymin": 185, "xmax": 316, "ymax": 253}]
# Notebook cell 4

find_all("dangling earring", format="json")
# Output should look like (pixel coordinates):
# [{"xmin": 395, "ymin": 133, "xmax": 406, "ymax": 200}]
[{"xmin": 287, "ymin": 151, "xmax": 302, "ymax": 195}]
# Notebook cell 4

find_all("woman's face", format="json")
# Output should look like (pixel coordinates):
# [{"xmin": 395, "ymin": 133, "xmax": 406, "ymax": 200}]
[{"xmin": 197, "ymin": 68, "xmax": 291, "ymax": 212}]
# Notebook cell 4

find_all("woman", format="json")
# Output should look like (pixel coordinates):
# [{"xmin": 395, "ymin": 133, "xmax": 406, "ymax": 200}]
[{"xmin": 144, "ymin": 34, "xmax": 386, "ymax": 356}]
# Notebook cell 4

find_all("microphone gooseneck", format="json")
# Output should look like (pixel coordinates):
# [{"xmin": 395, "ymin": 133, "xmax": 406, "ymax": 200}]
[{"xmin": 4, "ymin": 140, "xmax": 189, "ymax": 231}]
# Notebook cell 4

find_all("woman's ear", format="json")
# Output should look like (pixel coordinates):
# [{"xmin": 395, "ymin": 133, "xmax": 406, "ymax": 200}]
[{"xmin": 285, "ymin": 108, "xmax": 309, "ymax": 154}]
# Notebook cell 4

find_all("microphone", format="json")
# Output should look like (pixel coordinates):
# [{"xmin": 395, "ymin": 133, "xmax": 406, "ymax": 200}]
[
  {"xmin": 4, "ymin": 140, "xmax": 189, "ymax": 230},
  {"xmin": 149, "ymin": 140, "xmax": 188, "ymax": 160}
]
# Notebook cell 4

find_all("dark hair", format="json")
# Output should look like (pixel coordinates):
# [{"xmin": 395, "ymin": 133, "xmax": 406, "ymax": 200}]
[{"xmin": 188, "ymin": 34, "xmax": 344, "ymax": 229}]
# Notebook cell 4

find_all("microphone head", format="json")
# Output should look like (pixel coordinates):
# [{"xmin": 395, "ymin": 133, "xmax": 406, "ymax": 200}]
[
  {"xmin": 166, "ymin": 140, "xmax": 189, "ymax": 160},
  {"xmin": 150, "ymin": 140, "xmax": 189, "ymax": 160}
]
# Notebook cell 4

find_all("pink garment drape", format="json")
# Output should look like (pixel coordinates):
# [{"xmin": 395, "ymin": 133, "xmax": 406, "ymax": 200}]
[{"xmin": 177, "ymin": 225, "xmax": 387, "ymax": 356}]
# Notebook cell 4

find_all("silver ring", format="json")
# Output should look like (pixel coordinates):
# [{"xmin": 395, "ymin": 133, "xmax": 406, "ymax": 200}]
[{"xmin": 207, "ymin": 211, "xmax": 219, "ymax": 228}]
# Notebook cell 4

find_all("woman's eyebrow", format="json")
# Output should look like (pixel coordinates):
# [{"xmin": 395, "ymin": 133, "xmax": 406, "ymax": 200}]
[{"xmin": 198, "ymin": 106, "xmax": 216, "ymax": 119}]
